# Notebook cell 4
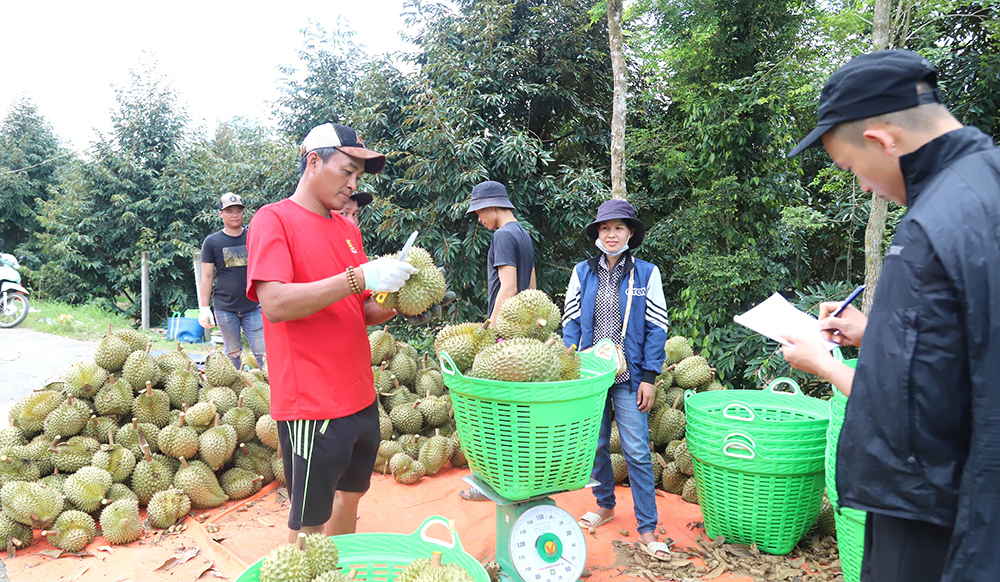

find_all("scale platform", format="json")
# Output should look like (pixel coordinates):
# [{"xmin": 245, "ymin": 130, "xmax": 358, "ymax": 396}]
[{"xmin": 464, "ymin": 476, "xmax": 599, "ymax": 582}]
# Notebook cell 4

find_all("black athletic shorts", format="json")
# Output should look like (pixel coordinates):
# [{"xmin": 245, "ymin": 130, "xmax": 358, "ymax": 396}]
[
  {"xmin": 278, "ymin": 399, "xmax": 380, "ymax": 530},
  {"xmin": 860, "ymin": 511, "xmax": 953, "ymax": 582}
]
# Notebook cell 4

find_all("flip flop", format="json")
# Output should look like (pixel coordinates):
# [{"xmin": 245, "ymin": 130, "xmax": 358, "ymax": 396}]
[
  {"xmin": 577, "ymin": 511, "xmax": 613, "ymax": 529},
  {"xmin": 639, "ymin": 541, "xmax": 671, "ymax": 561},
  {"xmin": 459, "ymin": 487, "xmax": 490, "ymax": 502}
]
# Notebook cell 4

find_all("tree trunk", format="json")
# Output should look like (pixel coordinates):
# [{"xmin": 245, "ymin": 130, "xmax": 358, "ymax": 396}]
[
  {"xmin": 607, "ymin": 0, "xmax": 627, "ymax": 201},
  {"xmin": 861, "ymin": 0, "xmax": 892, "ymax": 314}
]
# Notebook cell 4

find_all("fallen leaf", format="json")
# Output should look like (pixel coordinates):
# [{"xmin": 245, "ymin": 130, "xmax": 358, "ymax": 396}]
[
  {"xmin": 751, "ymin": 541, "xmax": 760, "ymax": 557},
  {"xmin": 195, "ymin": 560, "xmax": 215, "ymax": 579},
  {"xmin": 38, "ymin": 549, "xmax": 65, "ymax": 559},
  {"xmin": 275, "ymin": 488, "xmax": 288, "ymax": 503},
  {"xmin": 211, "ymin": 533, "xmax": 229, "ymax": 544},
  {"xmin": 97, "ymin": 546, "xmax": 114, "ymax": 555},
  {"xmin": 258, "ymin": 517, "xmax": 273, "ymax": 527},
  {"xmin": 177, "ymin": 547, "xmax": 200, "ymax": 565},
  {"xmin": 724, "ymin": 544, "xmax": 753, "ymax": 559},
  {"xmin": 153, "ymin": 547, "xmax": 200, "ymax": 572},
  {"xmin": 670, "ymin": 558, "xmax": 693, "ymax": 568},
  {"xmin": 776, "ymin": 567, "xmax": 804, "ymax": 579},
  {"xmin": 788, "ymin": 556, "xmax": 806, "ymax": 569},
  {"xmin": 154, "ymin": 557, "xmax": 180, "ymax": 572},
  {"xmin": 704, "ymin": 564, "xmax": 727, "ymax": 580},
  {"xmin": 68, "ymin": 566, "xmax": 90, "ymax": 581}
]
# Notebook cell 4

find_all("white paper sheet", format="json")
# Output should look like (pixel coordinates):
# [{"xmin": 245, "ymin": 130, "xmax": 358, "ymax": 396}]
[{"xmin": 733, "ymin": 292, "xmax": 840, "ymax": 350}]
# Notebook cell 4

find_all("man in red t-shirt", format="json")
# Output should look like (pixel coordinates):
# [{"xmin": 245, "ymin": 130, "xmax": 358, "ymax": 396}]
[{"xmin": 246, "ymin": 123, "xmax": 416, "ymax": 541}]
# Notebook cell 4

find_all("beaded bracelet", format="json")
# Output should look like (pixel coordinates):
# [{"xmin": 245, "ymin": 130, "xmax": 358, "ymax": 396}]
[{"xmin": 345, "ymin": 266, "xmax": 363, "ymax": 295}]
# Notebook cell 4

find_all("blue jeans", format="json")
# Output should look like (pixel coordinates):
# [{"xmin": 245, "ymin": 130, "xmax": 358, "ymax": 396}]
[
  {"xmin": 215, "ymin": 306, "xmax": 265, "ymax": 370},
  {"xmin": 591, "ymin": 382, "xmax": 658, "ymax": 534}
]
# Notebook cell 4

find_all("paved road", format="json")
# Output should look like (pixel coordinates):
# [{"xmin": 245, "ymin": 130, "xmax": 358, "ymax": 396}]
[{"xmin": 0, "ymin": 328, "xmax": 96, "ymax": 420}]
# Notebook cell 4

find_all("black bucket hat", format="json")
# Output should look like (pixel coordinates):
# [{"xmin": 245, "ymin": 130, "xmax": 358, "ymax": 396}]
[
  {"xmin": 466, "ymin": 181, "xmax": 515, "ymax": 214},
  {"xmin": 585, "ymin": 199, "xmax": 645, "ymax": 249}
]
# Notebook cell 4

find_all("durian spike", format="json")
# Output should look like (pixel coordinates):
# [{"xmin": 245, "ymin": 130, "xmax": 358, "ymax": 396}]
[
  {"xmin": 430, "ymin": 551, "xmax": 443, "ymax": 567},
  {"xmin": 178, "ymin": 456, "xmax": 189, "ymax": 469},
  {"xmin": 295, "ymin": 532, "xmax": 307, "ymax": 550},
  {"xmin": 145, "ymin": 381, "xmax": 153, "ymax": 396},
  {"xmin": 177, "ymin": 412, "xmax": 186, "ymax": 428}
]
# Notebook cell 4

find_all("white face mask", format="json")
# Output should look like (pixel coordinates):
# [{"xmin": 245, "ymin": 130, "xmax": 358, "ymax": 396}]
[{"xmin": 595, "ymin": 236, "xmax": 630, "ymax": 258}]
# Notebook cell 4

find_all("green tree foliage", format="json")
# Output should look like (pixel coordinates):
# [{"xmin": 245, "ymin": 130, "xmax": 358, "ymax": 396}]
[{"xmin": 0, "ymin": 96, "xmax": 65, "ymax": 250}]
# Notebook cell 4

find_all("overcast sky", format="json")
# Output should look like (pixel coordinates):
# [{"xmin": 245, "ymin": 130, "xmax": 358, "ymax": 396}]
[{"xmin": 0, "ymin": 0, "xmax": 416, "ymax": 152}]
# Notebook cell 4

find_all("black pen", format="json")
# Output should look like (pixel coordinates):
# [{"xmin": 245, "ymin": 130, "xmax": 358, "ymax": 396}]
[{"xmin": 829, "ymin": 285, "xmax": 865, "ymax": 335}]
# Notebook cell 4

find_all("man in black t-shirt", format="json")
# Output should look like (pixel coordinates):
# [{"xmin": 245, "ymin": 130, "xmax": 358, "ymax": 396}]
[
  {"xmin": 199, "ymin": 193, "xmax": 265, "ymax": 370},
  {"xmin": 460, "ymin": 180, "xmax": 536, "ymax": 501}
]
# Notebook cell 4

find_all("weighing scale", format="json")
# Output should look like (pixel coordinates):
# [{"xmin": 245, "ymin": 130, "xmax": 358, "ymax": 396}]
[{"xmin": 464, "ymin": 475, "xmax": 596, "ymax": 582}]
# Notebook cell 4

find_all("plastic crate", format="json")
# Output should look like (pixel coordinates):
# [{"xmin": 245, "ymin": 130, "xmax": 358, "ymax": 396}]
[
  {"xmin": 440, "ymin": 340, "xmax": 618, "ymax": 501},
  {"xmin": 236, "ymin": 516, "xmax": 489, "ymax": 582}
]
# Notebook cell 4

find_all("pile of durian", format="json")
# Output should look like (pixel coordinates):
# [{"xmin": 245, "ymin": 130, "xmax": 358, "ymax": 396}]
[
  {"xmin": 0, "ymin": 325, "xmax": 282, "ymax": 553},
  {"xmin": 259, "ymin": 533, "xmax": 472, "ymax": 582}
]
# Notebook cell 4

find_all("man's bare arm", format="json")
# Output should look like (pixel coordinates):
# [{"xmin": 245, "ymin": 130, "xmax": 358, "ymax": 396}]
[
  {"xmin": 364, "ymin": 298, "xmax": 397, "ymax": 326},
  {"xmin": 488, "ymin": 265, "xmax": 519, "ymax": 324}
]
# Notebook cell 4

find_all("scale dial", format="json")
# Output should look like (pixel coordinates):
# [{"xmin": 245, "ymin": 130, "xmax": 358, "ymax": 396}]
[{"xmin": 508, "ymin": 504, "xmax": 586, "ymax": 582}]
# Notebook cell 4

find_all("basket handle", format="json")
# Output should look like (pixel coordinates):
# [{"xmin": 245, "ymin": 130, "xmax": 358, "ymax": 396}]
[
  {"xmin": 414, "ymin": 515, "xmax": 462, "ymax": 551},
  {"xmin": 722, "ymin": 441, "xmax": 756, "ymax": 460},
  {"xmin": 722, "ymin": 430, "xmax": 757, "ymax": 448},
  {"xmin": 765, "ymin": 377, "xmax": 802, "ymax": 397},
  {"xmin": 722, "ymin": 402, "xmax": 756, "ymax": 422},
  {"xmin": 831, "ymin": 347, "xmax": 844, "ymax": 363},
  {"xmin": 438, "ymin": 352, "xmax": 460, "ymax": 377}
]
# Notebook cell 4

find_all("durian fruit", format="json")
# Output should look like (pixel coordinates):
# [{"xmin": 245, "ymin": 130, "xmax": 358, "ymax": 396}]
[
  {"xmin": 199, "ymin": 386, "xmax": 238, "ymax": 415},
  {"xmin": 470, "ymin": 337, "xmax": 559, "ymax": 383},
  {"xmin": 64, "ymin": 361, "xmax": 109, "ymax": 399},
  {"xmin": 369, "ymin": 327, "xmax": 397, "ymax": 366},
  {"xmin": 116, "ymin": 419, "xmax": 161, "ymax": 458},
  {"xmin": 0, "ymin": 427, "xmax": 27, "ymax": 452},
  {"xmin": 378, "ymin": 413, "xmax": 394, "ymax": 441},
  {"xmin": 660, "ymin": 462, "xmax": 686, "ymax": 495},
  {"xmin": 372, "ymin": 362, "xmax": 394, "ymax": 395},
  {"xmin": 174, "ymin": 457, "xmax": 228, "ymax": 509},
  {"xmin": 93, "ymin": 375, "xmax": 134, "ymax": 417},
  {"xmin": 609, "ymin": 421, "xmax": 622, "ymax": 455},
  {"xmin": 448, "ymin": 433, "xmax": 467, "ymax": 469},
  {"xmin": 185, "ymin": 401, "xmax": 218, "ymax": 434},
  {"xmin": 99, "ymin": 498, "xmax": 143, "ymax": 544},
  {"xmin": 397, "ymin": 552, "xmax": 474, "ymax": 582},
  {"xmin": 303, "ymin": 533, "xmax": 340, "ymax": 578},
  {"xmin": 259, "ymin": 533, "xmax": 313, "ymax": 582},
  {"xmin": 698, "ymin": 379, "xmax": 725, "ymax": 393},
  {"xmin": 40, "ymin": 467, "xmax": 67, "ymax": 493},
  {"xmin": 417, "ymin": 392, "xmax": 450, "ymax": 429},
  {"xmin": 133, "ymin": 382, "xmax": 172, "ymax": 428},
  {"xmin": 813, "ymin": 495, "xmax": 836, "ymax": 537},
  {"xmin": 434, "ymin": 321, "xmax": 497, "ymax": 374},
  {"xmin": 94, "ymin": 325, "xmax": 131, "ymax": 372},
  {"xmin": 390, "ymin": 453, "xmax": 426, "ymax": 485},
  {"xmin": 114, "ymin": 328, "xmax": 148, "ymax": 354},
  {"xmin": 674, "ymin": 441, "xmax": 694, "ymax": 476},
  {"xmin": 0, "ymin": 455, "xmax": 40, "ymax": 485},
  {"xmin": 681, "ymin": 476, "xmax": 698, "ymax": 504},
  {"xmin": 610, "ymin": 453, "xmax": 629, "ymax": 483},
  {"xmin": 64, "ymin": 466, "xmax": 113, "ymax": 513},
  {"xmin": 417, "ymin": 430, "xmax": 453, "ymax": 476},
  {"xmin": 381, "ymin": 246, "xmax": 448, "ymax": 316},
  {"xmin": 131, "ymin": 441, "xmax": 176, "ymax": 506},
  {"xmin": 164, "ymin": 362, "xmax": 200, "ymax": 409},
  {"xmin": 271, "ymin": 450, "xmax": 286, "ymax": 487},
  {"xmin": 51, "ymin": 435, "xmax": 101, "ymax": 473},
  {"xmin": 256, "ymin": 415, "xmax": 279, "ymax": 449},
  {"xmin": 375, "ymin": 440, "xmax": 405, "ymax": 474},
  {"xmin": 222, "ymin": 396, "xmax": 257, "ymax": 444},
  {"xmin": 146, "ymin": 488, "xmax": 191, "ymax": 529},
  {"xmin": 673, "ymin": 356, "xmax": 715, "ymax": 389},
  {"xmin": 198, "ymin": 416, "xmax": 237, "ymax": 471},
  {"xmin": 547, "ymin": 340, "xmax": 582, "ymax": 381},
  {"xmin": 81, "ymin": 415, "xmax": 117, "ymax": 444},
  {"xmin": 11, "ymin": 435, "xmax": 55, "ymax": 476},
  {"xmin": 233, "ymin": 442, "xmax": 275, "ymax": 484},
  {"xmin": 386, "ymin": 378, "xmax": 419, "ymax": 410},
  {"xmin": 663, "ymin": 336, "xmax": 694, "ymax": 366},
  {"xmin": 241, "ymin": 376, "xmax": 271, "ymax": 420},
  {"xmin": 10, "ymin": 390, "xmax": 63, "ymax": 436},
  {"xmin": 122, "ymin": 344, "xmax": 160, "ymax": 391},
  {"xmin": 391, "ymin": 401, "xmax": 425, "ymax": 435},
  {"xmin": 103, "ymin": 482, "xmax": 138, "ymax": 505},
  {"xmin": 0, "ymin": 480, "xmax": 64, "ymax": 528},
  {"xmin": 240, "ymin": 350, "xmax": 259, "ymax": 371},
  {"xmin": 204, "ymin": 351, "xmax": 240, "ymax": 388},
  {"xmin": 664, "ymin": 386, "xmax": 685, "ymax": 412},
  {"xmin": 389, "ymin": 351, "xmax": 418, "ymax": 387},
  {"xmin": 664, "ymin": 439, "xmax": 684, "ymax": 462},
  {"xmin": 156, "ymin": 343, "xmax": 192, "ymax": 377},
  {"xmin": 397, "ymin": 342, "xmax": 419, "ymax": 362},
  {"xmin": 656, "ymin": 361, "xmax": 674, "ymax": 388},
  {"xmin": 158, "ymin": 413, "xmax": 199, "ymax": 460},
  {"xmin": 416, "ymin": 357, "xmax": 445, "ymax": 397},
  {"xmin": 397, "ymin": 434, "xmax": 425, "ymax": 459},
  {"xmin": 91, "ymin": 427, "xmax": 137, "ymax": 483},
  {"xmin": 650, "ymin": 399, "xmax": 686, "ymax": 446},
  {"xmin": 42, "ymin": 395, "xmax": 91, "ymax": 441},
  {"xmin": 495, "ymin": 289, "xmax": 561, "ymax": 341},
  {"xmin": 0, "ymin": 512, "xmax": 33, "ymax": 551},
  {"xmin": 219, "ymin": 467, "xmax": 263, "ymax": 500},
  {"xmin": 652, "ymin": 452, "xmax": 667, "ymax": 485},
  {"xmin": 42, "ymin": 510, "xmax": 96, "ymax": 552}
]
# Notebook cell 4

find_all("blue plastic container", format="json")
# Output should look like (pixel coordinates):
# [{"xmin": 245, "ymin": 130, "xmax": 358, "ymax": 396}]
[{"xmin": 167, "ymin": 314, "xmax": 204, "ymax": 343}]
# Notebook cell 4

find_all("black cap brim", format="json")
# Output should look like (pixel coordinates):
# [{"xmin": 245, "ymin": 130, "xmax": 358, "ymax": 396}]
[
  {"xmin": 787, "ymin": 122, "xmax": 836, "ymax": 158},
  {"xmin": 351, "ymin": 192, "xmax": 373, "ymax": 207}
]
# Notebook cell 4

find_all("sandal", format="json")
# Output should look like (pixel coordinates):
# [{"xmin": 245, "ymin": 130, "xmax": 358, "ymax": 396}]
[
  {"xmin": 459, "ymin": 487, "xmax": 490, "ymax": 502},
  {"xmin": 639, "ymin": 541, "xmax": 671, "ymax": 561},
  {"xmin": 577, "ymin": 511, "xmax": 614, "ymax": 529}
]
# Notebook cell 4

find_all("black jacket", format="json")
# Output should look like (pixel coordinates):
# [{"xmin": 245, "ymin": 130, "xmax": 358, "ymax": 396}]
[{"xmin": 836, "ymin": 127, "xmax": 1000, "ymax": 582}]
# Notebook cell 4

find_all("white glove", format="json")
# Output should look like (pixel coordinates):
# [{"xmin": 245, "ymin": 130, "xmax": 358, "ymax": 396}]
[
  {"xmin": 359, "ymin": 257, "xmax": 417, "ymax": 293},
  {"xmin": 198, "ymin": 306, "xmax": 216, "ymax": 329}
]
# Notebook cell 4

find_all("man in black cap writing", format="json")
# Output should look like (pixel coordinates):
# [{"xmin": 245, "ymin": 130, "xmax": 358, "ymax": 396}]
[{"xmin": 782, "ymin": 50, "xmax": 1000, "ymax": 582}]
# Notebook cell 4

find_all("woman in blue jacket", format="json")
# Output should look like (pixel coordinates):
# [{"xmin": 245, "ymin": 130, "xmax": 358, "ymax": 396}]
[{"xmin": 563, "ymin": 199, "xmax": 670, "ymax": 560}]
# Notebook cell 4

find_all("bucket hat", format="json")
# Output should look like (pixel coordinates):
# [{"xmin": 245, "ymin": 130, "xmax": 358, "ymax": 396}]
[
  {"xmin": 585, "ymin": 199, "xmax": 645, "ymax": 249},
  {"xmin": 466, "ymin": 181, "xmax": 515, "ymax": 214}
]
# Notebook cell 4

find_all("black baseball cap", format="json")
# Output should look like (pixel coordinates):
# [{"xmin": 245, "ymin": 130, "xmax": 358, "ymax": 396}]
[
  {"xmin": 351, "ymin": 192, "xmax": 373, "ymax": 207},
  {"xmin": 300, "ymin": 123, "xmax": 387, "ymax": 174},
  {"xmin": 788, "ymin": 50, "xmax": 942, "ymax": 157}
]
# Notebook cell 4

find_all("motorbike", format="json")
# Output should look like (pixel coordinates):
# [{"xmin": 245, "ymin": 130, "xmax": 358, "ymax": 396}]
[{"xmin": 0, "ymin": 238, "xmax": 30, "ymax": 329}]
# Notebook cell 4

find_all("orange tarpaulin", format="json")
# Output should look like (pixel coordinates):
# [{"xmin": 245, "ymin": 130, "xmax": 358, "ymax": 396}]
[{"xmin": 3, "ymin": 467, "xmax": 804, "ymax": 581}]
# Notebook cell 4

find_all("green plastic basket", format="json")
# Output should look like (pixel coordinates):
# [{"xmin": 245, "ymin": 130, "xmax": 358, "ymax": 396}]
[
  {"xmin": 834, "ymin": 505, "xmax": 865, "ymax": 582},
  {"xmin": 235, "ymin": 516, "xmax": 489, "ymax": 582},
  {"xmin": 686, "ymin": 430, "xmax": 826, "ymax": 476},
  {"xmin": 692, "ymin": 456, "xmax": 825, "ymax": 554},
  {"xmin": 685, "ymin": 424, "xmax": 827, "ymax": 455},
  {"xmin": 684, "ymin": 379, "xmax": 830, "ymax": 432},
  {"xmin": 440, "ymin": 340, "xmax": 618, "ymax": 501}
]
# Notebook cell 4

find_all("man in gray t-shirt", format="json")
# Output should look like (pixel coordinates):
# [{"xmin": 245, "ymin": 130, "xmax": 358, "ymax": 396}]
[{"xmin": 460, "ymin": 180, "xmax": 536, "ymax": 501}]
